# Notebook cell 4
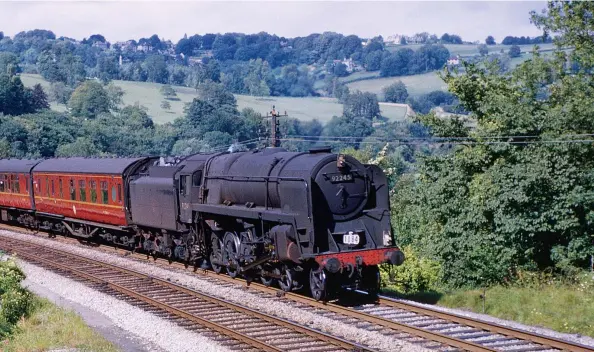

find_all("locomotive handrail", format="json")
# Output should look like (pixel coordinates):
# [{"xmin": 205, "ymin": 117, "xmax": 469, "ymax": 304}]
[{"xmin": 204, "ymin": 175, "xmax": 312, "ymax": 219}]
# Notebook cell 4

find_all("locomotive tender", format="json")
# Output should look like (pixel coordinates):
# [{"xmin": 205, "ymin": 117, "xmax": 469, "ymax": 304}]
[{"xmin": 0, "ymin": 146, "xmax": 404, "ymax": 300}]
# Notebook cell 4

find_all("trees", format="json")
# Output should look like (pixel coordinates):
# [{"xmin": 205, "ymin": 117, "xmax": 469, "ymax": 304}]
[
  {"xmin": 160, "ymin": 84, "xmax": 177, "ymax": 100},
  {"xmin": 393, "ymin": 0, "xmax": 594, "ymax": 287},
  {"xmin": 485, "ymin": 35, "xmax": 496, "ymax": 45},
  {"xmin": 0, "ymin": 53, "xmax": 18, "ymax": 75},
  {"xmin": 382, "ymin": 81, "xmax": 408, "ymax": 103},
  {"xmin": 441, "ymin": 33, "xmax": 463, "ymax": 44},
  {"xmin": 508, "ymin": 45, "xmax": 522, "ymax": 58},
  {"xmin": 95, "ymin": 55, "xmax": 119, "ymax": 83},
  {"xmin": 333, "ymin": 63, "xmax": 348, "ymax": 77},
  {"xmin": 31, "ymin": 84, "xmax": 50, "ymax": 110},
  {"xmin": 322, "ymin": 115, "xmax": 374, "ymax": 150},
  {"xmin": 380, "ymin": 45, "xmax": 450, "ymax": 77},
  {"xmin": 501, "ymin": 35, "xmax": 552, "ymax": 45},
  {"xmin": 365, "ymin": 50, "xmax": 383, "ymax": 71},
  {"xmin": 68, "ymin": 80, "xmax": 110, "ymax": 119},
  {"xmin": 105, "ymin": 83, "xmax": 124, "ymax": 110},
  {"xmin": 50, "ymin": 82, "xmax": 73, "ymax": 105},
  {"xmin": 478, "ymin": 44, "xmax": 489, "ymax": 56},
  {"xmin": 143, "ymin": 55, "xmax": 168, "ymax": 84},
  {"xmin": 0, "ymin": 74, "xmax": 37, "ymax": 115},
  {"xmin": 342, "ymin": 90, "xmax": 381, "ymax": 120}
]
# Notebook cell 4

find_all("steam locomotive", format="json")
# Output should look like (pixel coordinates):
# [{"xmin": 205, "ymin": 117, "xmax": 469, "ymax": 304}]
[{"xmin": 0, "ymin": 146, "xmax": 404, "ymax": 300}]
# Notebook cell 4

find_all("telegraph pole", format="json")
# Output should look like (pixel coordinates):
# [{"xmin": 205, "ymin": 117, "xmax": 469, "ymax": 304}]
[{"xmin": 264, "ymin": 106, "xmax": 288, "ymax": 148}]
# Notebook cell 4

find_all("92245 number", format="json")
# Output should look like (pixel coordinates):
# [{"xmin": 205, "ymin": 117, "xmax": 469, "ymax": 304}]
[{"xmin": 330, "ymin": 174, "xmax": 353, "ymax": 183}]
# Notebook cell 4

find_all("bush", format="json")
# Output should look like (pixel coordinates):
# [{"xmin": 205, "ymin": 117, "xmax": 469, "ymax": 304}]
[
  {"xmin": 0, "ymin": 259, "xmax": 32, "ymax": 338},
  {"xmin": 380, "ymin": 245, "xmax": 442, "ymax": 293}
]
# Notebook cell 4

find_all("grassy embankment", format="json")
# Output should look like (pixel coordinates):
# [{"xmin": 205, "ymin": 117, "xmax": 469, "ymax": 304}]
[
  {"xmin": 383, "ymin": 272, "xmax": 594, "ymax": 338},
  {"xmin": 343, "ymin": 43, "xmax": 558, "ymax": 99},
  {"xmin": 20, "ymin": 74, "xmax": 409, "ymax": 125},
  {"xmin": 2, "ymin": 296, "xmax": 118, "ymax": 352}
]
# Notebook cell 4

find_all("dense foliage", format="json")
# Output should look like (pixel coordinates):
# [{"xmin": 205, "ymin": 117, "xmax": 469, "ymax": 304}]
[
  {"xmin": 0, "ymin": 74, "xmax": 48, "ymax": 116},
  {"xmin": 392, "ymin": 0, "xmax": 594, "ymax": 288},
  {"xmin": 0, "ymin": 259, "xmax": 32, "ymax": 338},
  {"xmin": 501, "ymin": 35, "xmax": 553, "ymax": 45}
]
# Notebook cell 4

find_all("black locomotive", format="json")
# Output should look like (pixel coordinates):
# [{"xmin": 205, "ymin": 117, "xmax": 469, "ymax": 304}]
[
  {"xmin": 0, "ymin": 146, "xmax": 404, "ymax": 300},
  {"xmin": 129, "ymin": 146, "xmax": 404, "ymax": 299}
]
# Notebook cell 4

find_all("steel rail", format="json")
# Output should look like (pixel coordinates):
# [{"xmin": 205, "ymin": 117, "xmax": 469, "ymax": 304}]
[
  {"xmin": 0, "ymin": 235, "xmax": 373, "ymax": 352},
  {"xmin": 1, "ymin": 241, "xmax": 281, "ymax": 352},
  {"xmin": 378, "ymin": 296, "xmax": 594, "ymax": 352},
  {"xmin": 2, "ymin": 224, "xmax": 593, "ymax": 352}
]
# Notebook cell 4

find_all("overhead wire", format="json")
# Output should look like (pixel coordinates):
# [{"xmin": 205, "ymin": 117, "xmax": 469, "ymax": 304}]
[{"xmin": 278, "ymin": 137, "xmax": 594, "ymax": 146}]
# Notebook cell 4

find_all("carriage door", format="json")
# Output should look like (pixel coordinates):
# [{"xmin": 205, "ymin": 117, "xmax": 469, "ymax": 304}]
[{"xmin": 178, "ymin": 173, "xmax": 192, "ymax": 223}]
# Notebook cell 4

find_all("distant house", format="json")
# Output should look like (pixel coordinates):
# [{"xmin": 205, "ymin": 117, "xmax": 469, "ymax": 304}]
[
  {"xmin": 115, "ymin": 40, "xmax": 136, "ymax": 52},
  {"xmin": 342, "ymin": 58, "xmax": 362, "ymax": 73},
  {"xmin": 331, "ymin": 58, "xmax": 362, "ymax": 73},
  {"xmin": 447, "ymin": 55, "xmax": 460, "ymax": 66},
  {"xmin": 137, "ymin": 44, "xmax": 152, "ymax": 53},
  {"xmin": 386, "ymin": 34, "xmax": 405, "ymax": 45},
  {"xmin": 92, "ymin": 41, "xmax": 109, "ymax": 50}
]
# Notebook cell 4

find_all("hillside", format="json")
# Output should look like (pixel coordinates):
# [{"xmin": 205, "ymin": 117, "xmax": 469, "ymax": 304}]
[
  {"xmin": 20, "ymin": 74, "xmax": 409, "ymax": 125},
  {"xmin": 340, "ymin": 43, "xmax": 559, "ymax": 98}
]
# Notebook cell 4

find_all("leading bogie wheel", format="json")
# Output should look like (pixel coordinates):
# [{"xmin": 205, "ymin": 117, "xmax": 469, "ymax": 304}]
[
  {"xmin": 278, "ymin": 266, "xmax": 294, "ymax": 292},
  {"xmin": 309, "ymin": 267, "xmax": 327, "ymax": 301}
]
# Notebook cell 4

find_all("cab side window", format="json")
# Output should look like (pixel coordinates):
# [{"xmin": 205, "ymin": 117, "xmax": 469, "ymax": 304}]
[
  {"xmin": 192, "ymin": 171, "xmax": 202, "ymax": 187},
  {"xmin": 179, "ymin": 175, "xmax": 189, "ymax": 196}
]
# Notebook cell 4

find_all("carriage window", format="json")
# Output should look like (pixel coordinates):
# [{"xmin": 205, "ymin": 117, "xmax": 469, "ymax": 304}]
[
  {"xmin": 117, "ymin": 184, "xmax": 122, "ymax": 203},
  {"xmin": 8, "ymin": 175, "xmax": 13, "ymax": 193},
  {"xmin": 25, "ymin": 176, "xmax": 29, "ymax": 192},
  {"xmin": 59, "ymin": 179, "xmax": 63, "ymax": 199},
  {"xmin": 0, "ymin": 174, "xmax": 5, "ymax": 192},
  {"xmin": 79, "ymin": 180, "xmax": 86, "ymax": 202},
  {"xmin": 14, "ymin": 175, "xmax": 20, "ymax": 193},
  {"xmin": 112, "ymin": 186, "xmax": 117, "ymax": 202},
  {"xmin": 192, "ymin": 171, "xmax": 202, "ymax": 187},
  {"xmin": 45, "ymin": 177, "xmax": 49, "ymax": 196},
  {"xmin": 51, "ymin": 179, "xmax": 55, "ymax": 197},
  {"xmin": 90, "ymin": 181, "xmax": 97, "ymax": 203},
  {"xmin": 70, "ymin": 179, "xmax": 76, "ymax": 200},
  {"xmin": 101, "ymin": 181, "xmax": 108, "ymax": 204}
]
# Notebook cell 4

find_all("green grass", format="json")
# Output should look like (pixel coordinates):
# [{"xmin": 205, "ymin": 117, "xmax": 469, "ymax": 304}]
[
  {"xmin": 339, "ymin": 70, "xmax": 380, "ymax": 83},
  {"xmin": 18, "ymin": 74, "xmax": 66, "ymax": 113},
  {"xmin": 343, "ymin": 43, "xmax": 559, "ymax": 98},
  {"xmin": 346, "ymin": 71, "xmax": 447, "ymax": 97},
  {"xmin": 384, "ymin": 272, "xmax": 594, "ymax": 338},
  {"xmin": 19, "ymin": 74, "xmax": 408, "ymax": 124},
  {"xmin": 2, "ymin": 296, "xmax": 118, "ymax": 352}
]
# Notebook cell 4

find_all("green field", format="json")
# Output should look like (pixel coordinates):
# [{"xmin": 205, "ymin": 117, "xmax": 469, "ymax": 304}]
[
  {"xmin": 20, "ymin": 74, "xmax": 408, "ymax": 124},
  {"xmin": 342, "ymin": 43, "xmax": 560, "ymax": 98},
  {"xmin": 346, "ymin": 71, "xmax": 448, "ymax": 98}
]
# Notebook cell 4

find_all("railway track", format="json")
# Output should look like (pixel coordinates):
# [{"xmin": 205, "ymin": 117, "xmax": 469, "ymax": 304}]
[
  {"xmin": 0, "ymin": 234, "xmax": 371, "ymax": 352},
  {"xmin": 1, "ymin": 225, "xmax": 593, "ymax": 352}
]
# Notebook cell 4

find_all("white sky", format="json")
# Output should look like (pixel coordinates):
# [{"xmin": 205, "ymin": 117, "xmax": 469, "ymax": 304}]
[{"xmin": 0, "ymin": 1, "xmax": 547, "ymax": 43}]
